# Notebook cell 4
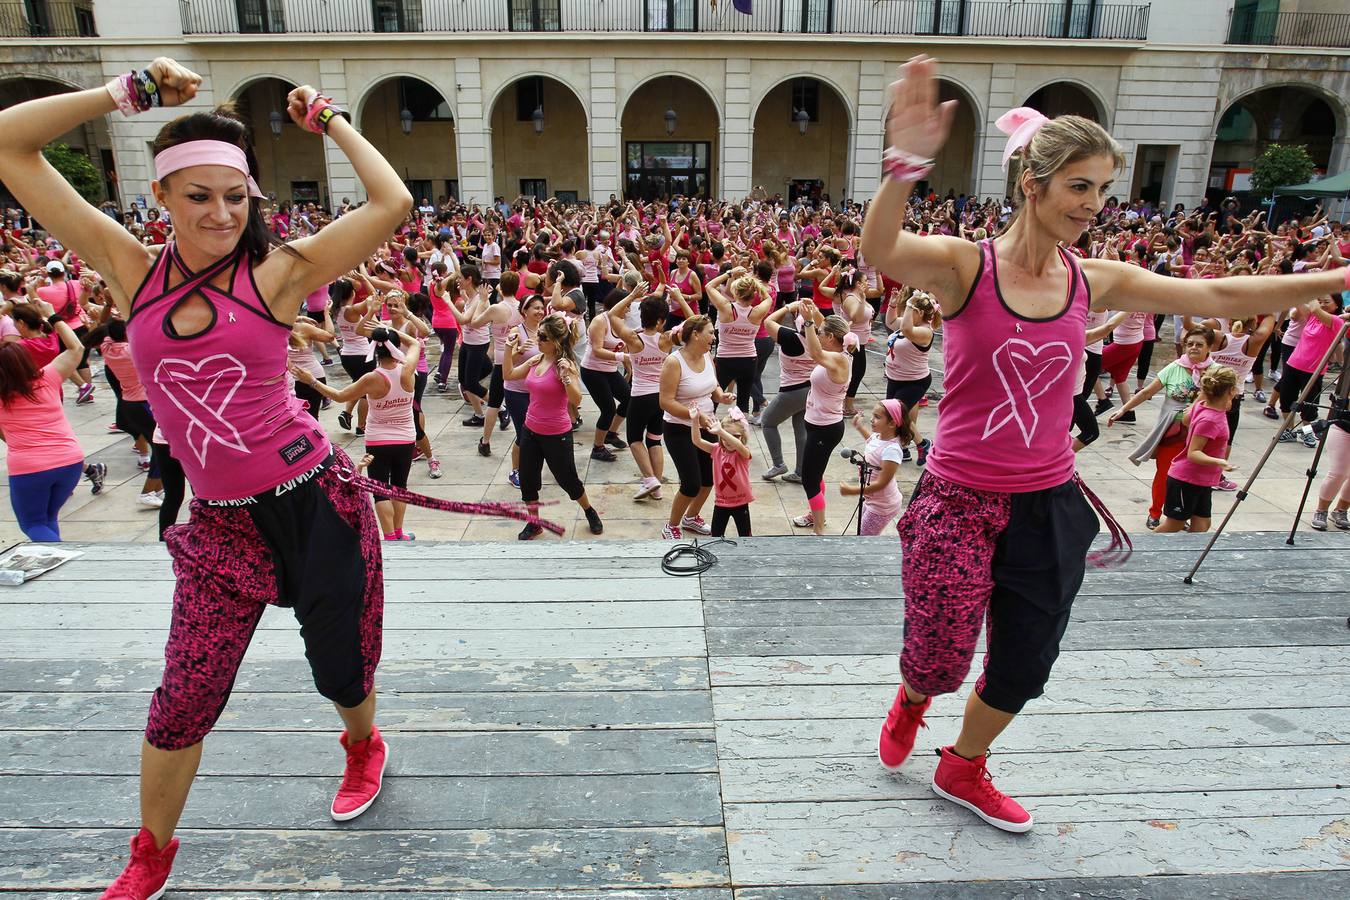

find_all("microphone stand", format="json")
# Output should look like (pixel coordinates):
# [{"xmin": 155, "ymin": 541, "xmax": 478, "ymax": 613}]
[{"xmin": 841, "ymin": 450, "xmax": 879, "ymax": 535}]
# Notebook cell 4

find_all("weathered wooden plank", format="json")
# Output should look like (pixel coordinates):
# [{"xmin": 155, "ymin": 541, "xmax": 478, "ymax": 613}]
[
  {"xmin": 5, "ymin": 772, "xmax": 724, "ymax": 829},
  {"xmin": 0, "ymin": 688, "xmax": 714, "ymax": 732},
  {"xmin": 10, "ymin": 599, "xmax": 706, "ymax": 631},
  {"xmin": 715, "ymin": 707, "xmax": 1348, "ymax": 759},
  {"xmin": 0, "ymin": 827, "xmax": 731, "ymax": 890},
  {"xmin": 23, "ymin": 893, "xmax": 735, "ymax": 900},
  {"xmin": 1, "ymin": 657, "xmax": 712, "ymax": 694},
  {"xmin": 711, "ymin": 675, "xmax": 1349, "ymax": 719},
  {"xmin": 702, "ymin": 593, "xmax": 1350, "ymax": 626},
  {"xmin": 705, "ymin": 618, "xmax": 1350, "ymax": 656},
  {"xmin": 5, "ymin": 729, "xmax": 718, "ymax": 777},
  {"xmin": 734, "ymin": 872, "xmax": 1350, "ymax": 900},
  {"xmin": 709, "ymin": 646, "xmax": 1350, "ymax": 686},
  {"xmin": 0, "ymin": 627, "xmax": 710, "ymax": 660},
  {"xmin": 724, "ymin": 814, "xmax": 1349, "ymax": 886},
  {"xmin": 717, "ymin": 745, "xmax": 1350, "ymax": 805},
  {"xmin": 0, "ymin": 576, "xmax": 702, "ymax": 604},
  {"xmin": 29, "ymin": 558, "xmax": 678, "ymax": 582}
]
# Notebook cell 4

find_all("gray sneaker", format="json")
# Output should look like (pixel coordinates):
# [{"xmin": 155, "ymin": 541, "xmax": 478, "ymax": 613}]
[
  {"xmin": 782, "ymin": 471, "xmax": 803, "ymax": 484},
  {"xmin": 1331, "ymin": 509, "xmax": 1350, "ymax": 531},
  {"xmin": 1311, "ymin": 510, "xmax": 1328, "ymax": 531},
  {"xmin": 762, "ymin": 463, "xmax": 788, "ymax": 481}
]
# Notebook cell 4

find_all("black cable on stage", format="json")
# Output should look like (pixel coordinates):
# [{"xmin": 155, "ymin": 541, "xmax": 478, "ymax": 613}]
[{"xmin": 661, "ymin": 537, "xmax": 737, "ymax": 576}]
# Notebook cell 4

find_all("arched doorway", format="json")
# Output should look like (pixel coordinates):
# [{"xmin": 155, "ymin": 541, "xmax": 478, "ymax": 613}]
[
  {"xmin": 928, "ymin": 80, "xmax": 978, "ymax": 198},
  {"xmin": 620, "ymin": 76, "xmax": 719, "ymax": 201},
  {"xmin": 1025, "ymin": 82, "xmax": 1104, "ymax": 123},
  {"xmin": 489, "ymin": 76, "xmax": 589, "ymax": 203},
  {"xmin": 751, "ymin": 77, "xmax": 850, "ymax": 207},
  {"xmin": 1210, "ymin": 86, "xmax": 1340, "ymax": 206},
  {"xmin": 0, "ymin": 77, "xmax": 114, "ymax": 206},
  {"xmin": 232, "ymin": 77, "xmax": 327, "ymax": 206},
  {"xmin": 359, "ymin": 76, "xmax": 458, "ymax": 207}
]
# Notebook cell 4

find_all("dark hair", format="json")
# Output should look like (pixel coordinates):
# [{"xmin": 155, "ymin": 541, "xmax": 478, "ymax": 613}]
[
  {"xmin": 550, "ymin": 259, "xmax": 581, "ymax": 288},
  {"xmin": 639, "ymin": 296, "xmax": 668, "ymax": 330},
  {"xmin": 520, "ymin": 294, "xmax": 547, "ymax": 315},
  {"xmin": 152, "ymin": 105, "xmax": 303, "ymax": 263},
  {"xmin": 0, "ymin": 271, "xmax": 22, "ymax": 293},
  {"xmin": 460, "ymin": 264, "xmax": 482, "ymax": 287},
  {"xmin": 0, "ymin": 342, "xmax": 42, "ymax": 408},
  {"xmin": 402, "ymin": 245, "xmax": 419, "ymax": 266},
  {"xmin": 107, "ymin": 318, "xmax": 128, "ymax": 343},
  {"xmin": 10, "ymin": 305, "xmax": 50, "ymax": 335},
  {"xmin": 406, "ymin": 292, "xmax": 432, "ymax": 319},
  {"xmin": 329, "ymin": 277, "xmax": 356, "ymax": 307},
  {"xmin": 601, "ymin": 287, "xmax": 626, "ymax": 312},
  {"xmin": 370, "ymin": 326, "xmax": 397, "ymax": 361}
]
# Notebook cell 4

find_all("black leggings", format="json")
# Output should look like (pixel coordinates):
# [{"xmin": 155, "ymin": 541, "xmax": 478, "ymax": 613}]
[
  {"xmin": 847, "ymin": 347, "xmax": 867, "ymax": 399},
  {"xmin": 1072, "ymin": 351, "xmax": 1103, "ymax": 446},
  {"xmin": 459, "ymin": 342, "xmax": 490, "ymax": 399},
  {"xmin": 1277, "ymin": 364, "xmax": 1322, "ymax": 423},
  {"xmin": 151, "ymin": 442, "xmax": 186, "ymax": 542},
  {"xmin": 665, "ymin": 422, "xmax": 714, "ymax": 498},
  {"xmin": 1226, "ymin": 395, "xmax": 1243, "ymax": 441},
  {"xmin": 366, "ymin": 443, "xmax": 414, "ymax": 490},
  {"xmin": 715, "ymin": 356, "xmax": 756, "ymax": 414},
  {"xmin": 518, "ymin": 426, "xmax": 585, "ymax": 503},
  {"xmin": 626, "ymin": 392, "xmax": 665, "ymax": 446},
  {"xmin": 711, "ymin": 503, "xmax": 752, "ymax": 538},
  {"xmin": 1135, "ymin": 335, "xmax": 1158, "ymax": 382},
  {"xmin": 413, "ymin": 371, "xmax": 428, "ymax": 442},
  {"xmin": 801, "ymin": 419, "xmax": 846, "ymax": 505},
  {"xmin": 579, "ymin": 367, "xmax": 631, "ymax": 433},
  {"xmin": 504, "ymin": 388, "xmax": 531, "ymax": 448},
  {"xmin": 295, "ymin": 378, "xmax": 326, "ymax": 420},
  {"xmin": 751, "ymin": 336, "xmax": 775, "ymax": 410},
  {"xmin": 435, "ymin": 328, "xmax": 458, "ymax": 382},
  {"xmin": 582, "ymin": 281, "xmax": 604, "ymax": 321}
]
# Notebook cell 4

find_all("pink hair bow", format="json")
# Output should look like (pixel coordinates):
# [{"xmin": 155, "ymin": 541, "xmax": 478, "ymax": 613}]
[
  {"xmin": 726, "ymin": 406, "xmax": 746, "ymax": 423},
  {"xmin": 995, "ymin": 107, "xmax": 1050, "ymax": 171}
]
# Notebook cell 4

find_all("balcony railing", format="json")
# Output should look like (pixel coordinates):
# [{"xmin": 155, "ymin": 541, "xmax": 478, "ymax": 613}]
[
  {"xmin": 1227, "ymin": 9, "xmax": 1350, "ymax": 49},
  {"xmin": 178, "ymin": 0, "xmax": 1151, "ymax": 40},
  {"xmin": 0, "ymin": 0, "xmax": 97, "ymax": 36}
]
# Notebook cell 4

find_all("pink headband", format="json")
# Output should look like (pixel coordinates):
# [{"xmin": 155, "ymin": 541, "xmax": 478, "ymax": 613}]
[
  {"xmin": 153, "ymin": 140, "xmax": 265, "ymax": 198},
  {"xmin": 881, "ymin": 399, "xmax": 906, "ymax": 426},
  {"xmin": 995, "ymin": 107, "xmax": 1051, "ymax": 171}
]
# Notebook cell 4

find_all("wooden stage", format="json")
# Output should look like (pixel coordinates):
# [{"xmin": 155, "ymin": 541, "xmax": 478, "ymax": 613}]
[{"xmin": 2, "ymin": 532, "xmax": 1348, "ymax": 898}]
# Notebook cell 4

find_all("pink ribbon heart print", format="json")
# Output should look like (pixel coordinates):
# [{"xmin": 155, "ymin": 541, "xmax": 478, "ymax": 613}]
[
  {"xmin": 155, "ymin": 353, "xmax": 250, "ymax": 467},
  {"xmin": 983, "ymin": 339, "xmax": 1074, "ymax": 447}
]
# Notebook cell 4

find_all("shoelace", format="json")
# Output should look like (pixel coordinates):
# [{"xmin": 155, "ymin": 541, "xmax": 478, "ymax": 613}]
[
  {"xmin": 886, "ymin": 697, "xmax": 928, "ymax": 736},
  {"xmin": 111, "ymin": 846, "xmax": 165, "ymax": 895},
  {"xmin": 339, "ymin": 742, "xmax": 376, "ymax": 795},
  {"xmin": 974, "ymin": 758, "xmax": 1010, "ymax": 805}
]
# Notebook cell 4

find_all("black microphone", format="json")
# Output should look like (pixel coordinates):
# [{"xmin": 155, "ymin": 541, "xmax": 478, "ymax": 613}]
[{"xmin": 840, "ymin": 447, "xmax": 878, "ymax": 469}]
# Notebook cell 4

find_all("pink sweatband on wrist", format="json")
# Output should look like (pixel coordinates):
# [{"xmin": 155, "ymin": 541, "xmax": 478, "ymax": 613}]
[
  {"xmin": 882, "ymin": 147, "xmax": 935, "ymax": 183},
  {"xmin": 106, "ymin": 74, "xmax": 139, "ymax": 117}
]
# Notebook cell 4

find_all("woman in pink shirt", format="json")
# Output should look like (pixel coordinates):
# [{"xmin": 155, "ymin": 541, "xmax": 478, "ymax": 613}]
[
  {"xmin": 0, "ymin": 296, "xmax": 87, "ymax": 539},
  {"xmin": 860, "ymin": 56, "xmax": 1348, "ymax": 834}
]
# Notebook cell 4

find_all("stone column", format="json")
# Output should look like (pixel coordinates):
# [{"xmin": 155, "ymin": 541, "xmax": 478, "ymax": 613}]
[
  {"xmin": 453, "ymin": 58, "xmax": 492, "ymax": 205},
  {"xmin": 722, "ymin": 58, "xmax": 752, "ymax": 199},
  {"xmin": 589, "ymin": 57, "xmax": 621, "ymax": 203},
  {"xmin": 976, "ymin": 63, "xmax": 1017, "ymax": 200},
  {"xmin": 318, "ymin": 57, "xmax": 358, "ymax": 207},
  {"xmin": 849, "ymin": 61, "xmax": 887, "ymax": 202}
]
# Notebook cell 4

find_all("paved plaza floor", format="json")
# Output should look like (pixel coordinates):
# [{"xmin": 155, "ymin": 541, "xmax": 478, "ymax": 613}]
[{"xmin": 0, "ymin": 327, "xmax": 1342, "ymax": 545}]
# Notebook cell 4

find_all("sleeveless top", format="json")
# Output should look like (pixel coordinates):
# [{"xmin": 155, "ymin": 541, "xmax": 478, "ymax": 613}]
[
  {"xmin": 337, "ymin": 305, "xmax": 370, "ymax": 356},
  {"xmin": 365, "ymin": 366, "xmax": 415, "ymax": 446},
  {"xmin": 631, "ymin": 330, "xmax": 668, "ymax": 397},
  {"xmin": 459, "ymin": 292, "xmax": 490, "ymax": 346},
  {"xmin": 849, "ymin": 302, "xmax": 875, "ymax": 347},
  {"xmin": 662, "ymin": 350, "xmax": 717, "ymax": 425},
  {"xmin": 716, "ymin": 303, "xmax": 759, "ymax": 359},
  {"xmin": 287, "ymin": 341, "xmax": 324, "ymax": 381},
  {"xmin": 885, "ymin": 332, "xmax": 931, "ymax": 382},
  {"xmin": 127, "ymin": 242, "xmax": 329, "ymax": 500},
  {"xmin": 925, "ymin": 239, "xmax": 1089, "ymax": 493},
  {"xmin": 1211, "ymin": 333, "xmax": 1255, "ymax": 396},
  {"xmin": 491, "ymin": 296, "xmax": 523, "ymax": 365},
  {"xmin": 779, "ymin": 320, "xmax": 816, "ymax": 389},
  {"xmin": 1085, "ymin": 308, "xmax": 1110, "ymax": 355},
  {"xmin": 503, "ymin": 323, "xmax": 539, "ymax": 393},
  {"xmin": 581, "ymin": 313, "xmax": 624, "ymax": 373},
  {"xmin": 670, "ymin": 269, "xmax": 696, "ymax": 313},
  {"xmin": 1113, "ymin": 310, "xmax": 1148, "ymax": 345},
  {"xmin": 523, "ymin": 361, "xmax": 571, "ymax": 435},
  {"xmin": 804, "ymin": 359, "xmax": 848, "ymax": 426}
]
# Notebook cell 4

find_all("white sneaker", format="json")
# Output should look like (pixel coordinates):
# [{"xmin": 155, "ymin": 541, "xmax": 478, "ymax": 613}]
[
  {"xmin": 138, "ymin": 492, "xmax": 164, "ymax": 508},
  {"xmin": 633, "ymin": 476, "xmax": 661, "ymax": 500}
]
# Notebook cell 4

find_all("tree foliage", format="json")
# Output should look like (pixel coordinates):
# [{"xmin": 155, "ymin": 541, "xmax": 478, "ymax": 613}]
[
  {"xmin": 1251, "ymin": 143, "xmax": 1315, "ymax": 197},
  {"xmin": 41, "ymin": 142, "xmax": 103, "ymax": 204}
]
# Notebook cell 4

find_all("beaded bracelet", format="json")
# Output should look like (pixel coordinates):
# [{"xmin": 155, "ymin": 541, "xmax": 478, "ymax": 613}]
[{"xmin": 882, "ymin": 147, "xmax": 936, "ymax": 183}]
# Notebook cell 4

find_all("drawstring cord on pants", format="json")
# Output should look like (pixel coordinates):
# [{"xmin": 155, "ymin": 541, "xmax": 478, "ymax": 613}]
[{"xmin": 1074, "ymin": 472, "xmax": 1132, "ymax": 568}]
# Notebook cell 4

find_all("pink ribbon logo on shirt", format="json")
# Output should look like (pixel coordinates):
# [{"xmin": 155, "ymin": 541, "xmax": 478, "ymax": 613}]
[
  {"xmin": 983, "ymin": 339, "xmax": 1074, "ymax": 447},
  {"xmin": 154, "ymin": 354, "xmax": 249, "ymax": 467}
]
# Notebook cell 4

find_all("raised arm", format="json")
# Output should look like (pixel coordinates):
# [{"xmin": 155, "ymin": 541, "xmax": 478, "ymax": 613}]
[{"xmin": 1084, "ymin": 257, "xmax": 1347, "ymax": 320}]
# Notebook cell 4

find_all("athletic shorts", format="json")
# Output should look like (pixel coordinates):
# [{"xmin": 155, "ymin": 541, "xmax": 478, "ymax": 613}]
[{"xmin": 1164, "ymin": 476, "xmax": 1213, "ymax": 522}]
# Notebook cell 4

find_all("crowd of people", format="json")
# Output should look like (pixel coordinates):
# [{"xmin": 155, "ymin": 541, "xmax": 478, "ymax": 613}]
[{"xmin": 1, "ymin": 53, "xmax": 1349, "ymax": 898}]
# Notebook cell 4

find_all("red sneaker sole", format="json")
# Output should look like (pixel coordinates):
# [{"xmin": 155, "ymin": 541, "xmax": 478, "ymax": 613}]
[{"xmin": 931, "ymin": 780, "xmax": 1033, "ymax": 833}]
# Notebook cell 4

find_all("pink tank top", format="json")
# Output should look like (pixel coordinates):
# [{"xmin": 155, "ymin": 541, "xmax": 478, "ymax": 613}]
[
  {"xmin": 365, "ymin": 365, "xmax": 415, "ymax": 446},
  {"xmin": 503, "ymin": 323, "xmax": 538, "ymax": 393},
  {"xmin": 778, "ymin": 320, "xmax": 815, "ymax": 388},
  {"xmin": 926, "ymin": 239, "xmax": 1089, "ymax": 493},
  {"xmin": 338, "ymin": 306, "xmax": 370, "ymax": 356},
  {"xmin": 776, "ymin": 264, "xmax": 797, "ymax": 292},
  {"xmin": 849, "ymin": 302, "xmax": 875, "ymax": 346},
  {"xmin": 1211, "ymin": 333, "xmax": 1255, "ymax": 394},
  {"xmin": 631, "ymin": 330, "xmax": 668, "ymax": 397},
  {"xmin": 885, "ymin": 332, "xmax": 930, "ymax": 382},
  {"xmin": 491, "ymin": 297, "xmax": 523, "ymax": 365},
  {"xmin": 524, "ymin": 361, "xmax": 572, "ymax": 435},
  {"xmin": 804, "ymin": 359, "xmax": 848, "ymax": 426},
  {"xmin": 460, "ymin": 292, "xmax": 490, "ymax": 346},
  {"xmin": 127, "ymin": 242, "xmax": 329, "ymax": 501},
  {"xmin": 581, "ymin": 313, "xmax": 624, "ymax": 373},
  {"xmin": 717, "ymin": 303, "xmax": 759, "ymax": 359},
  {"xmin": 1113, "ymin": 311, "xmax": 1147, "ymax": 345},
  {"xmin": 662, "ymin": 349, "xmax": 717, "ymax": 424}
]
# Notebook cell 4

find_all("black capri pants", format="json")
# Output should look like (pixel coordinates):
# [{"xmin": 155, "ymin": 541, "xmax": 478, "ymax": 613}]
[
  {"xmin": 518, "ymin": 426, "xmax": 586, "ymax": 503},
  {"xmin": 504, "ymin": 388, "xmax": 531, "ymax": 448},
  {"xmin": 366, "ymin": 443, "xmax": 414, "ymax": 491},
  {"xmin": 459, "ymin": 342, "xmax": 490, "ymax": 400},
  {"xmin": 847, "ymin": 348, "xmax": 867, "ymax": 399},
  {"xmin": 886, "ymin": 373, "xmax": 931, "ymax": 411},
  {"xmin": 665, "ymin": 422, "xmax": 714, "ymax": 498},
  {"xmin": 340, "ymin": 353, "xmax": 375, "ymax": 384},
  {"xmin": 488, "ymin": 363, "xmax": 506, "ymax": 409},
  {"xmin": 1072, "ymin": 350, "xmax": 1103, "ymax": 446},
  {"xmin": 1277, "ymin": 364, "xmax": 1322, "ymax": 423},
  {"xmin": 579, "ymin": 367, "xmax": 631, "ymax": 432},
  {"xmin": 295, "ymin": 378, "xmax": 326, "ymax": 421},
  {"xmin": 715, "ymin": 355, "xmax": 756, "ymax": 414},
  {"xmin": 626, "ymin": 393, "xmax": 665, "ymax": 446},
  {"xmin": 801, "ymin": 418, "xmax": 846, "ymax": 503}
]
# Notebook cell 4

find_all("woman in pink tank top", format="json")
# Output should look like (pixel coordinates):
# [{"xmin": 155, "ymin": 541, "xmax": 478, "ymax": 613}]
[
  {"xmin": 579, "ymin": 285, "xmax": 633, "ymax": 462},
  {"xmin": 707, "ymin": 269, "xmax": 773, "ymax": 416},
  {"xmin": 0, "ymin": 57, "xmax": 417, "ymax": 889},
  {"xmin": 793, "ymin": 303, "xmax": 855, "ymax": 535},
  {"xmin": 857, "ymin": 56, "xmax": 1347, "ymax": 834},
  {"xmin": 466, "ymin": 269, "xmax": 524, "ymax": 457},
  {"xmin": 882, "ymin": 287, "xmax": 940, "ymax": 464}
]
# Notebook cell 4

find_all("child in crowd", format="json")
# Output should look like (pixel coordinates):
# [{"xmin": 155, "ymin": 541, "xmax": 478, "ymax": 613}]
[{"xmin": 693, "ymin": 407, "xmax": 754, "ymax": 538}]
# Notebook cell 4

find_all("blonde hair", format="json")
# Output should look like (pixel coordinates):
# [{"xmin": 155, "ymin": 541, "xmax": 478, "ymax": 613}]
[
  {"xmin": 538, "ymin": 313, "xmax": 578, "ymax": 362},
  {"xmin": 1009, "ymin": 115, "xmax": 1126, "ymax": 209},
  {"xmin": 821, "ymin": 314, "xmax": 853, "ymax": 351},
  {"xmin": 906, "ymin": 288, "xmax": 942, "ymax": 327},
  {"xmin": 729, "ymin": 274, "xmax": 764, "ymax": 303},
  {"xmin": 1200, "ymin": 365, "xmax": 1237, "ymax": 400}
]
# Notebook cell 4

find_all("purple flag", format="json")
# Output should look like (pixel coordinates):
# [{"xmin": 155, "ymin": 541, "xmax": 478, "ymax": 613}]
[{"xmin": 734, "ymin": 0, "xmax": 752, "ymax": 13}]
